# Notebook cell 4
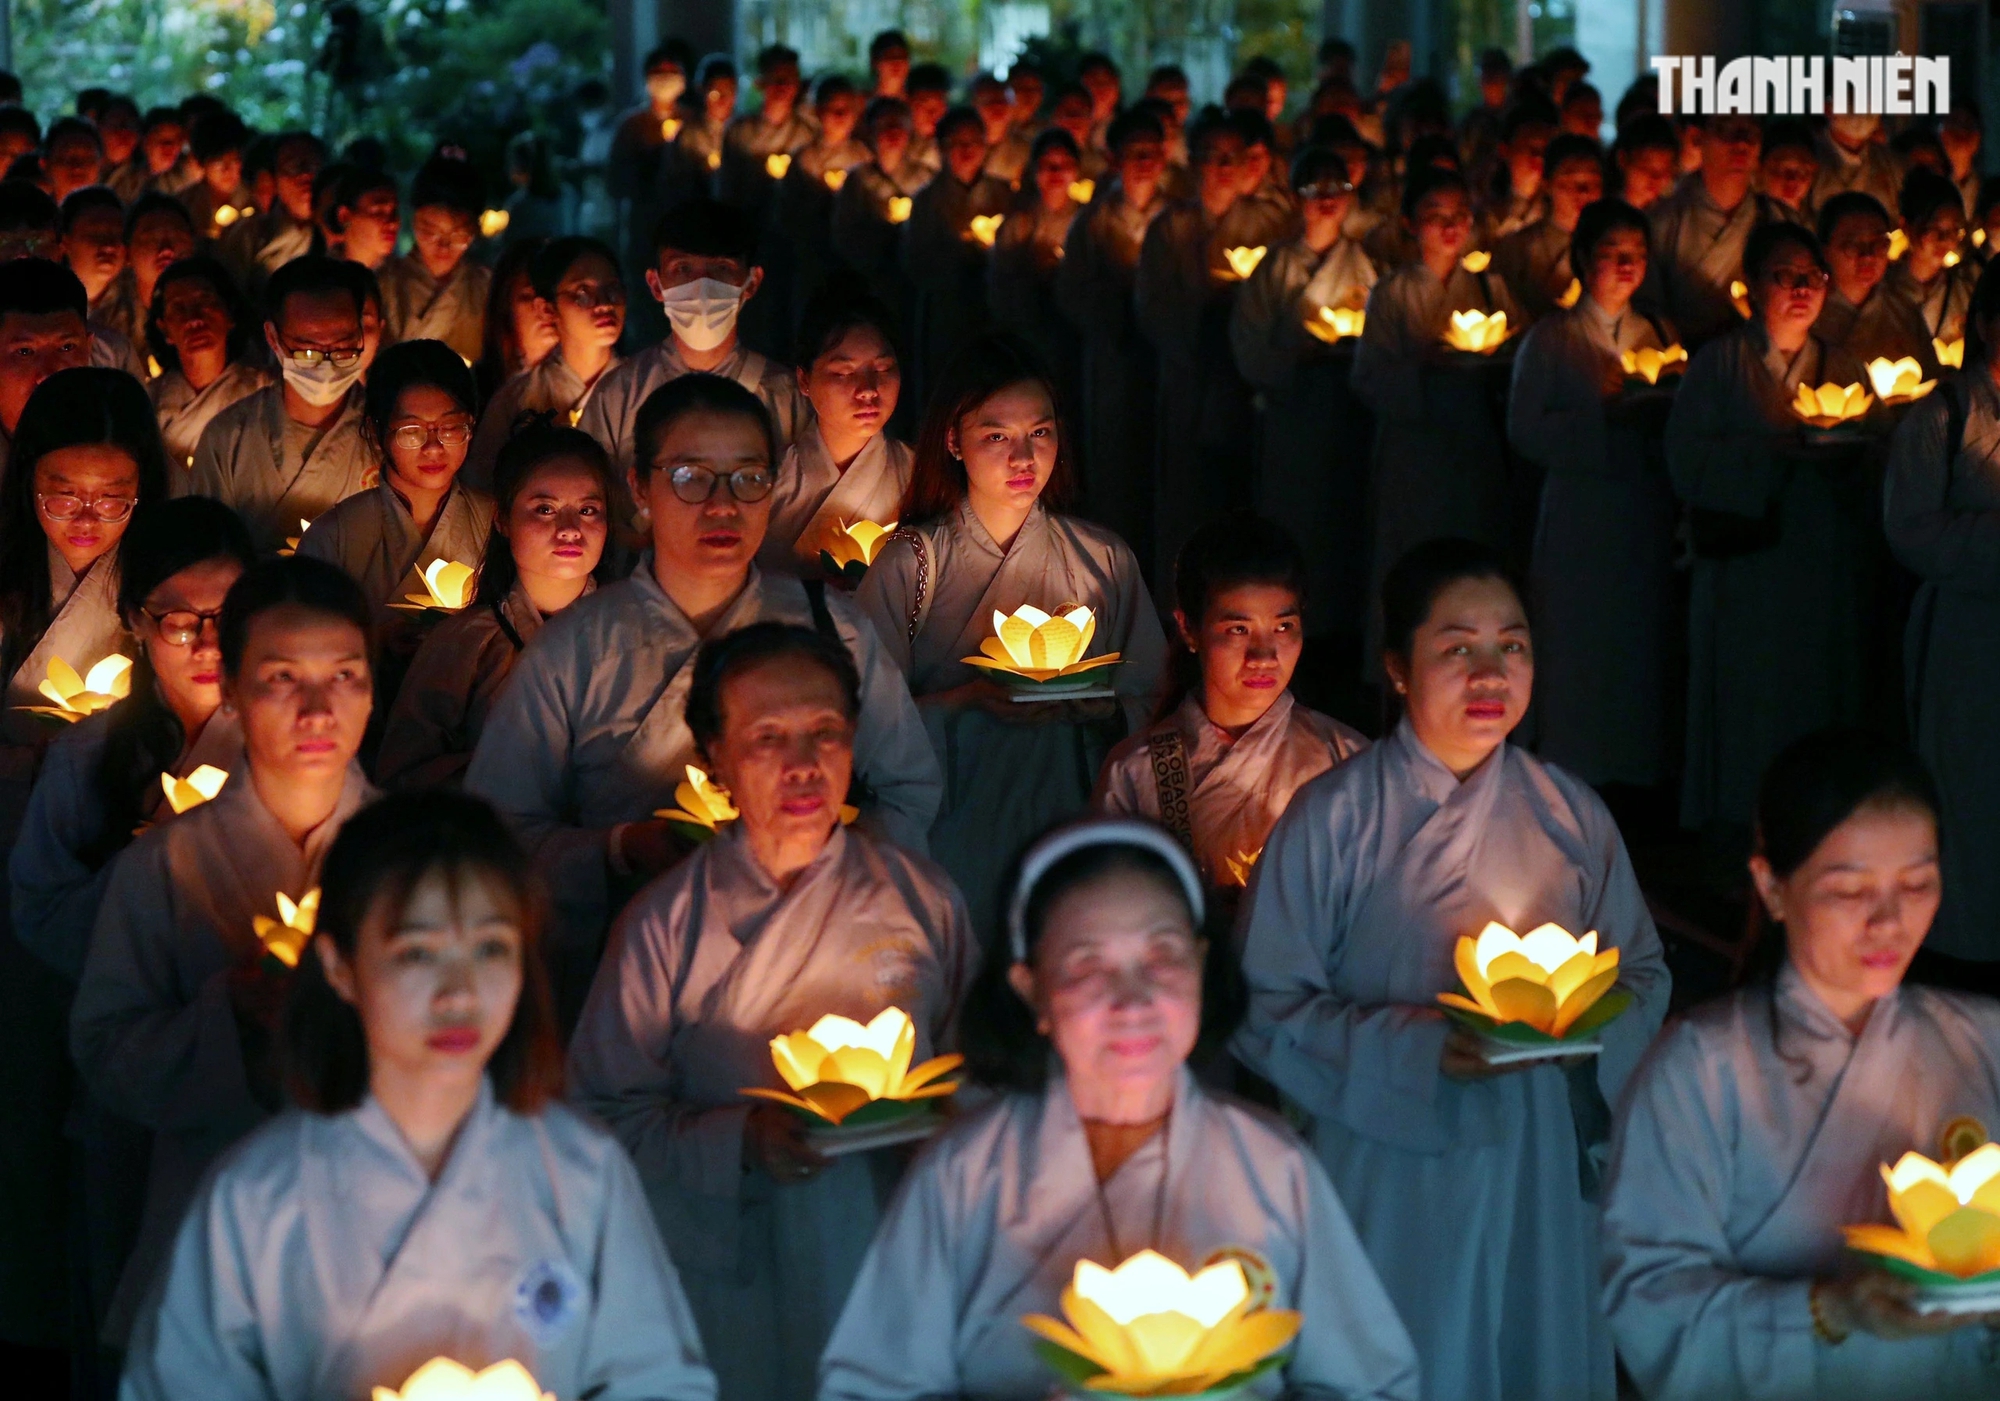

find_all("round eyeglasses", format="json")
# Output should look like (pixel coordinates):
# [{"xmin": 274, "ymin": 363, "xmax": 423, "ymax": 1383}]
[
  {"xmin": 39, "ymin": 492, "xmax": 136, "ymax": 523},
  {"xmin": 388, "ymin": 420, "xmax": 475, "ymax": 452},
  {"xmin": 142, "ymin": 605, "xmax": 222, "ymax": 647},
  {"xmin": 665, "ymin": 462, "xmax": 775, "ymax": 504}
]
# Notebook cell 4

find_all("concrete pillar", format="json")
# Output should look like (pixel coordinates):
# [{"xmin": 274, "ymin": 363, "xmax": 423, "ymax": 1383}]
[{"xmin": 1574, "ymin": 0, "xmax": 1647, "ymax": 108}]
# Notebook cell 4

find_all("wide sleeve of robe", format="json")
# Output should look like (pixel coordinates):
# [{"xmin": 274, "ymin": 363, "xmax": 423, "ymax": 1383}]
[
  {"xmin": 374, "ymin": 604, "xmax": 521, "ymax": 791},
  {"xmin": 1883, "ymin": 378, "xmax": 2000, "ymax": 590},
  {"xmin": 822, "ymin": 587, "xmax": 944, "ymax": 853},
  {"xmin": 1348, "ymin": 271, "xmax": 1426, "ymax": 422},
  {"xmin": 1664, "ymin": 330, "xmax": 1788, "ymax": 518},
  {"xmin": 9, "ymin": 715, "xmax": 113, "ymax": 981},
  {"xmin": 1132, "ymin": 207, "xmax": 1198, "ymax": 360},
  {"xmin": 1599, "ymin": 1015, "xmax": 1819, "ymax": 1399},
  {"xmin": 1506, "ymin": 313, "xmax": 1610, "ymax": 476},
  {"xmin": 1228, "ymin": 244, "xmax": 1314, "ymax": 393}
]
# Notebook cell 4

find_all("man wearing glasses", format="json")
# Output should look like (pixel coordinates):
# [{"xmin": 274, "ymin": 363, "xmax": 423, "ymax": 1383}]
[
  {"xmin": 377, "ymin": 153, "xmax": 492, "ymax": 365},
  {"xmin": 177, "ymin": 255, "xmax": 377, "ymax": 554},
  {"xmin": 0, "ymin": 259, "xmax": 94, "ymax": 482}
]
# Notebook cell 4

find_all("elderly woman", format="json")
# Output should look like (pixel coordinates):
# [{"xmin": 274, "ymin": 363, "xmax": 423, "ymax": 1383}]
[
  {"xmin": 1233, "ymin": 538, "xmax": 1672, "ymax": 1401},
  {"xmin": 1665, "ymin": 221, "xmax": 1870, "ymax": 837},
  {"xmin": 1603, "ymin": 731, "xmax": 2000, "ymax": 1400},
  {"xmin": 567, "ymin": 621, "xmax": 975, "ymax": 1401},
  {"xmin": 821, "ymin": 816, "xmax": 1419, "ymax": 1401}
]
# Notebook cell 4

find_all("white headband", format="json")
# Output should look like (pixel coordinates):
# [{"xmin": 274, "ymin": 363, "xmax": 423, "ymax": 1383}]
[{"xmin": 1006, "ymin": 817, "xmax": 1207, "ymax": 963}]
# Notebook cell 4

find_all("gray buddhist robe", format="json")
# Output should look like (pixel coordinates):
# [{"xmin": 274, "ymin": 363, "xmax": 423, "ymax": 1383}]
[
  {"xmin": 1885, "ymin": 366, "xmax": 2000, "ymax": 962},
  {"xmin": 1886, "ymin": 257, "xmax": 1977, "ymax": 346},
  {"xmin": 1095, "ymin": 690, "xmax": 1366, "ymax": 891},
  {"xmin": 122, "ymin": 1081, "xmax": 718, "ymax": 1401},
  {"xmin": 567, "ymin": 821, "xmax": 975, "ymax": 1401},
  {"xmin": 1228, "ymin": 234, "xmax": 1378, "ymax": 632},
  {"xmin": 575, "ymin": 340, "xmax": 808, "ymax": 480},
  {"xmin": 1664, "ymin": 320, "xmax": 1871, "ymax": 829},
  {"xmin": 853, "ymin": 501, "xmax": 1166, "ymax": 934},
  {"xmin": 1507, "ymin": 295, "xmax": 1680, "ymax": 788},
  {"xmin": 70, "ymin": 763, "xmax": 375, "ymax": 1343},
  {"xmin": 1492, "ymin": 216, "xmax": 1576, "ymax": 324},
  {"xmin": 1808, "ymin": 133, "xmax": 1902, "ymax": 222},
  {"xmin": 296, "ymin": 477, "xmax": 496, "ymax": 619},
  {"xmin": 464, "ymin": 559, "xmax": 940, "ymax": 953},
  {"xmin": 1233, "ymin": 719, "xmax": 1671, "ymax": 1401},
  {"xmin": 899, "ymin": 171, "xmax": 1014, "ymax": 406},
  {"xmin": 1648, "ymin": 176, "xmax": 1789, "ymax": 348},
  {"xmin": 758, "ymin": 428, "xmax": 913, "ymax": 575},
  {"xmin": 773, "ymin": 137, "xmax": 870, "ymax": 326},
  {"xmin": 466, "ymin": 347, "xmax": 623, "ymax": 490},
  {"xmin": 377, "ymin": 254, "xmax": 492, "ymax": 365},
  {"xmin": 987, "ymin": 200, "xmax": 1081, "ymax": 399},
  {"xmin": 819, "ymin": 1068, "xmax": 1421, "ymax": 1401},
  {"xmin": 1603, "ymin": 966, "xmax": 2000, "ymax": 1400},
  {"xmin": 1814, "ymin": 283, "xmax": 1941, "ymax": 378},
  {"xmin": 830, "ymin": 160, "xmax": 928, "ymax": 331},
  {"xmin": 150, "ymin": 361, "xmax": 274, "ymax": 471},
  {"xmin": 178, "ymin": 384, "xmax": 380, "ymax": 555}
]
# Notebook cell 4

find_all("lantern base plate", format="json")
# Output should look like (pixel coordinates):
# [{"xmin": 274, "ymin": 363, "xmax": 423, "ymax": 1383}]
[
  {"xmin": 804, "ymin": 1111, "xmax": 944, "ymax": 1157},
  {"xmin": 1471, "ymin": 1036, "xmax": 1602, "ymax": 1067}
]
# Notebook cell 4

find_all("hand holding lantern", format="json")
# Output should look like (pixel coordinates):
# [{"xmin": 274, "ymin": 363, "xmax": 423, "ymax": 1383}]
[{"xmin": 1022, "ymin": 1251, "xmax": 1302, "ymax": 1397}]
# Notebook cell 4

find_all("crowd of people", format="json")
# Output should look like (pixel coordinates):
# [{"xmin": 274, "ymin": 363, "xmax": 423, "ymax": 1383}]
[{"xmin": 0, "ymin": 24, "xmax": 1993, "ymax": 1401}]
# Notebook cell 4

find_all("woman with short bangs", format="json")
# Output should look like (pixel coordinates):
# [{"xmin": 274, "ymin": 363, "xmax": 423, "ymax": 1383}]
[
  {"xmin": 121, "ymin": 791, "xmax": 717, "ymax": 1401},
  {"xmin": 71, "ymin": 555, "xmax": 379, "ymax": 1345},
  {"xmin": 855, "ymin": 334, "xmax": 1165, "ymax": 932}
]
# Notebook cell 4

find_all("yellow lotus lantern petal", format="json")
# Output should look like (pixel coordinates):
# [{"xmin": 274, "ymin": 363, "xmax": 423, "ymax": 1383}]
[
  {"xmin": 212, "ymin": 203, "xmax": 240, "ymax": 228},
  {"xmin": 1442, "ymin": 308, "xmax": 1510, "ymax": 354},
  {"xmin": 146, "ymin": 355, "xmax": 164, "ymax": 379},
  {"xmin": 1730, "ymin": 279, "xmax": 1751, "ymax": 318},
  {"xmin": 1220, "ymin": 245, "xmax": 1266, "ymax": 280},
  {"xmin": 887, "ymin": 196, "xmax": 912, "ymax": 224},
  {"xmin": 822, "ymin": 517, "xmax": 897, "ymax": 570},
  {"xmin": 1022, "ymin": 1251, "xmax": 1302, "ymax": 1397},
  {"xmin": 742, "ymin": 1007, "xmax": 963, "ymax": 1125},
  {"xmin": 1554, "ymin": 277, "xmax": 1581, "ymax": 309},
  {"xmin": 479, "ymin": 209, "xmax": 510, "ymax": 239},
  {"xmin": 706, "ymin": 150, "xmax": 722, "ymax": 171},
  {"xmin": 279, "ymin": 518, "xmax": 312, "ymax": 557},
  {"xmin": 1844, "ymin": 1144, "xmax": 2000, "ymax": 1278},
  {"xmin": 160, "ymin": 764, "xmax": 229, "ymax": 815},
  {"xmin": 1865, "ymin": 355, "xmax": 1937, "ymax": 404},
  {"xmin": 765, "ymin": 152, "xmax": 793, "ymax": 180},
  {"xmin": 1460, "ymin": 249, "xmax": 1491, "ymax": 272},
  {"xmin": 400, "ymin": 560, "xmax": 477, "ymax": 612},
  {"xmin": 1946, "ymin": 249, "xmax": 1963, "ymax": 268},
  {"xmin": 253, "ymin": 888, "xmax": 320, "ymax": 969},
  {"xmin": 1436, "ymin": 921, "xmax": 1622, "ymax": 1038},
  {"xmin": 969, "ymin": 214, "xmax": 1004, "ymax": 247},
  {"xmin": 662, "ymin": 764, "xmax": 740, "ymax": 830},
  {"xmin": 1790, "ymin": 381, "xmax": 1874, "ymax": 427},
  {"xmin": 1937, "ymin": 336, "xmax": 1966, "ymax": 369},
  {"xmin": 661, "ymin": 117, "xmax": 682, "ymax": 142},
  {"xmin": 1222, "ymin": 847, "xmax": 1262, "ymax": 888},
  {"xmin": 824, "ymin": 167, "xmax": 849, "ymax": 192},
  {"xmin": 20, "ymin": 653, "xmax": 134, "ymax": 722},
  {"xmin": 1621, "ymin": 343, "xmax": 1689, "ymax": 385},
  {"xmin": 371, "ymin": 1357, "xmax": 553, "ymax": 1401},
  {"xmin": 965, "ymin": 604, "xmax": 1124, "ymax": 684},
  {"xmin": 1978, "ymin": 228, "xmax": 1989, "ymax": 248},
  {"xmin": 1889, "ymin": 227, "xmax": 1910, "ymax": 261},
  {"xmin": 1069, "ymin": 178, "xmax": 1096, "ymax": 203},
  {"xmin": 1304, "ymin": 306, "xmax": 1365, "ymax": 344}
]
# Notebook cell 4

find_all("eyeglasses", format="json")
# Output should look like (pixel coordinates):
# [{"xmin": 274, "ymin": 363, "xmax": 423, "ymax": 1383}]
[
  {"xmin": 38, "ymin": 491, "xmax": 136, "ymax": 523},
  {"xmin": 1766, "ymin": 267, "xmax": 1829, "ymax": 292},
  {"xmin": 142, "ymin": 605, "xmax": 221, "ymax": 646},
  {"xmin": 558, "ymin": 281, "xmax": 627, "ymax": 310},
  {"xmin": 388, "ymin": 419, "xmax": 474, "ymax": 452},
  {"xmin": 0, "ymin": 232, "xmax": 58, "ymax": 260},
  {"xmin": 665, "ymin": 462, "xmax": 775, "ymax": 503},
  {"xmin": 280, "ymin": 340, "xmax": 364, "ymax": 369},
  {"xmin": 1297, "ymin": 179, "xmax": 1356, "ymax": 199}
]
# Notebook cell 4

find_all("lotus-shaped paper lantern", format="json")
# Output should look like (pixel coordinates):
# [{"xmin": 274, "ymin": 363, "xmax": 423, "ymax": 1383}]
[
  {"xmin": 824, "ymin": 167, "xmax": 849, "ymax": 192},
  {"xmin": 1069, "ymin": 178, "xmax": 1096, "ymax": 203},
  {"xmin": 742, "ymin": 1007, "xmax": 962, "ymax": 1126},
  {"xmin": 372, "ymin": 1358, "xmax": 553, "ymax": 1401},
  {"xmin": 1304, "ymin": 306, "xmax": 1365, "ymax": 344},
  {"xmin": 706, "ymin": 149, "xmax": 721, "ymax": 171},
  {"xmin": 964, "ymin": 604, "xmax": 1123, "ymax": 687},
  {"xmin": 1442, "ymin": 308, "xmax": 1510, "ymax": 353},
  {"xmin": 1889, "ymin": 227, "xmax": 1910, "ymax": 261},
  {"xmin": 1554, "ymin": 277, "xmax": 1581, "ymax": 309},
  {"xmin": 19, "ymin": 654, "xmax": 133, "ymax": 722},
  {"xmin": 1978, "ymin": 228, "xmax": 1989, "ymax": 248},
  {"xmin": 479, "ymin": 209, "xmax": 510, "ymax": 239},
  {"xmin": 1937, "ymin": 336, "xmax": 1966, "ymax": 369},
  {"xmin": 160, "ymin": 764, "xmax": 229, "ymax": 815},
  {"xmin": 660, "ymin": 117, "xmax": 682, "ymax": 141},
  {"xmin": 1866, "ymin": 355, "xmax": 1937, "ymax": 404},
  {"xmin": 765, "ymin": 152, "xmax": 792, "ymax": 179},
  {"xmin": 1730, "ymin": 279, "xmax": 1751, "ymax": 318},
  {"xmin": 397, "ymin": 560, "xmax": 477, "ymax": 612},
  {"xmin": 1460, "ymin": 249, "xmax": 1491, "ymax": 273},
  {"xmin": 886, "ymin": 196, "xmax": 912, "ymax": 224},
  {"xmin": 1022, "ymin": 1251, "xmax": 1302, "ymax": 1398},
  {"xmin": 659, "ymin": 764, "xmax": 739, "ymax": 832},
  {"xmin": 818, "ymin": 517, "xmax": 897, "ymax": 583},
  {"xmin": 969, "ymin": 214, "xmax": 1004, "ymax": 247},
  {"xmin": 1221, "ymin": 847, "xmax": 1262, "ymax": 889},
  {"xmin": 1845, "ymin": 1144, "xmax": 2000, "ymax": 1280},
  {"xmin": 1436, "ymin": 921, "xmax": 1628, "ymax": 1041},
  {"xmin": 280, "ymin": 519, "xmax": 311, "ymax": 556},
  {"xmin": 212, "ymin": 203, "xmax": 240, "ymax": 228},
  {"xmin": 1946, "ymin": 249, "xmax": 1963, "ymax": 268},
  {"xmin": 1621, "ymin": 344, "xmax": 1689, "ymax": 385},
  {"xmin": 253, "ymin": 889, "xmax": 319, "ymax": 969},
  {"xmin": 1791, "ymin": 381, "xmax": 1874, "ymax": 427},
  {"xmin": 1220, "ymin": 245, "xmax": 1266, "ymax": 280}
]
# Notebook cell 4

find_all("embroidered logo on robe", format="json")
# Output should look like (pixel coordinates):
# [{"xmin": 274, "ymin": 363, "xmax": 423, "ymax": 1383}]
[
  {"xmin": 512, "ymin": 1257, "xmax": 586, "ymax": 1347},
  {"xmin": 1200, "ymin": 1247, "xmax": 1277, "ymax": 1312}
]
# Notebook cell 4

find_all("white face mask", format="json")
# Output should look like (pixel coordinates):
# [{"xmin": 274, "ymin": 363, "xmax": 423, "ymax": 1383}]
[
  {"xmin": 280, "ymin": 355, "xmax": 362, "ymax": 408},
  {"xmin": 658, "ymin": 277, "xmax": 745, "ymax": 351},
  {"xmin": 647, "ymin": 72, "xmax": 688, "ymax": 108}
]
